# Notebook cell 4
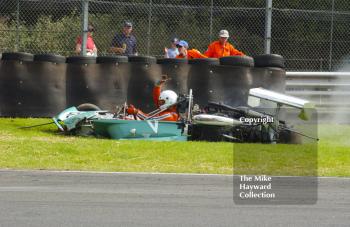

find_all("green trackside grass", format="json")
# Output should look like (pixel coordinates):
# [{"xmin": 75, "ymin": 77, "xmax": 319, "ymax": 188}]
[{"xmin": 0, "ymin": 118, "xmax": 349, "ymax": 176}]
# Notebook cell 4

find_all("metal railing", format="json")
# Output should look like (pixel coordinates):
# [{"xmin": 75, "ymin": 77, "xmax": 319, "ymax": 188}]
[{"xmin": 286, "ymin": 71, "xmax": 350, "ymax": 122}]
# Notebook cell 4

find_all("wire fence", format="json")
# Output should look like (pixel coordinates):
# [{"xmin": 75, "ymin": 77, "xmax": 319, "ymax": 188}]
[{"xmin": 0, "ymin": 0, "xmax": 349, "ymax": 71}]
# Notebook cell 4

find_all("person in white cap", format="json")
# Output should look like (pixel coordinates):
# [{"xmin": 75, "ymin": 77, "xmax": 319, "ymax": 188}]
[{"xmin": 205, "ymin": 30, "xmax": 244, "ymax": 58}]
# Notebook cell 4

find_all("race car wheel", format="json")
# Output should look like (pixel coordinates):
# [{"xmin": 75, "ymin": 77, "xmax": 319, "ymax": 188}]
[
  {"xmin": 254, "ymin": 54, "xmax": 285, "ymax": 69},
  {"xmin": 219, "ymin": 56, "xmax": 254, "ymax": 67},
  {"xmin": 2, "ymin": 52, "xmax": 34, "ymax": 62},
  {"xmin": 77, "ymin": 103, "xmax": 101, "ymax": 111},
  {"xmin": 34, "ymin": 54, "xmax": 66, "ymax": 63}
]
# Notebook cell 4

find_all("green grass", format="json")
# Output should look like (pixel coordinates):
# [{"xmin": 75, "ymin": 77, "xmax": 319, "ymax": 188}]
[{"xmin": 0, "ymin": 118, "xmax": 349, "ymax": 176}]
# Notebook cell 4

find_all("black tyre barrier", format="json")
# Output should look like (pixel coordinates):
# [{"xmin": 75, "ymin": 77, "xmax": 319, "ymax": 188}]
[
  {"xmin": 254, "ymin": 54, "xmax": 285, "ymax": 69},
  {"xmin": 77, "ymin": 103, "xmax": 101, "ymax": 111},
  {"xmin": 157, "ymin": 58, "xmax": 190, "ymax": 95},
  {"xmin": 219, "ymin": 56, "xmax": 254, "ymax": 67},
  {"xmin": 207, "ymin": 65, "xmax": 253, "ymax": 107},
  {"xmin": 2, "ymin": 52, "xmax": 34, "ymax": 62},
  {"xmin": 34, "ymin": 54, "xmax": 66, "ymax": 63},
  {"xmin": 250, "ymin": 66, "xmax": 286, "ymax": 92},
  {"xmin": 66, "ymin": 56, "xmax": 96, "ymax": 64},
  {"xmin": 66, "ymin": 56, "xmax": 129, "ymax": 111},
  {"xmin": 188, "ymin": 58, "xmax": 219, "ymax": 65},
  {"xmin": 127, "ymin": 57, "xmax": 161, "ymax": 112},
  {"xmin": 128, "ymin": 56, "xmax": 157, "ymax": 64},
  {"xmin": 187, "ymin": 59, "xmax": 222, "ymax": 108},
  {"xmin": 96, "ymin": 56, "xmax": 128, "ymax": 64},
  {"xmin": 156, "ymin": 58, "xmax": 188, "ymax": 64},
  {"xmin": 0, "ymin": 59, "xmax": 66, "ymax": 117},
  {"xmin": 94, "ymin": 60, "xmax": 130, "ymax": 109}
]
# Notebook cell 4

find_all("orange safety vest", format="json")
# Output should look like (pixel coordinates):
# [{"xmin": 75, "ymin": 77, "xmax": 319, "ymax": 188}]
[
  {"xmin": 176, "ymin": 49, "xmax": 207, "ymax": 59},
  {"xmin": 205, "ymin": 41, "xmax": 244, "ymax": 58}
]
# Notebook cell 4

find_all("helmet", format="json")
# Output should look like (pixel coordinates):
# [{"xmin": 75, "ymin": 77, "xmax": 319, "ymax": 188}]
[{"xmin": 159, "ymin": 90, "xmax": 178, "ymax": 109}]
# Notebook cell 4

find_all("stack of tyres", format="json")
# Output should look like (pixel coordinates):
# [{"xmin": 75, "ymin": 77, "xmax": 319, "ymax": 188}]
[
  {"xmin": 94, "ymin": 56, "xmax": 129, "ymax": 110},
  {"xmin": 210, "ymin": 56, "xmax": 255, "ymax": 107},
  {"xmin": 127, "ymin": 56, "xmax": 161, "ymax": 113},
  {"xmin": 66, "ymin": 56, "xmax": 104, "ymax": 109},
  {"xmin": 187, "ymin": 58, "xmax": 220, "ymax": 108},
  {"xmin": 0, "ymin": 52, "xmax": 65, "ymax": 117},
  {"xmin": 251, "ymin": 54, "xmax": 286, "ymax": 92},
  {"xmin": 189, "ymin": 56, "xmax": 255, "ymax": 141},
  {"xmin": 157, "ymin": 58, "xmax": 190, "ymax": 95},
  {"xmin": 0, "ymin": 52, "xmax": 33, "ymax": 116},
  {"xmin": 28, "ymin": 54, "xmax": 66, "ymax": 117}
]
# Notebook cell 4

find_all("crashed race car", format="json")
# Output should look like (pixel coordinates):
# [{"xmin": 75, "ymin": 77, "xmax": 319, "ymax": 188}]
[{"xmin": 52, "ymin": 87, "xmax": 317, "ymax": 143}]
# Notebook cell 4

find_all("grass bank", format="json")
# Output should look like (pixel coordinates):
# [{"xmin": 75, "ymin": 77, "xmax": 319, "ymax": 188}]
[{"xmin": 0, "ymin": 118, "xmax": 348, "ymax": 176}]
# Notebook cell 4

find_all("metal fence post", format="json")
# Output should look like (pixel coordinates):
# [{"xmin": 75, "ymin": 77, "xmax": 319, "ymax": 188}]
[
  {"xmin": 147, "ymin": 0, "xmax": 153, "ymax": 56},
  {"xmin": 15, "ymin": 0, "xmax": 20, "ymax": 51},
  {"xmin": 264, "ymin": 0, "xmax": 272, "ymax": 54},
  {"xmin": 81, "ymin": 0, "xmax": 89, "ymax": 56},
  {"xmin": 209, "ymin": 0, "xmax": 214, "ymax": 43},
  {"xmin": 329, "ymin": 0, "xmax": 335, "ymax": 71}
]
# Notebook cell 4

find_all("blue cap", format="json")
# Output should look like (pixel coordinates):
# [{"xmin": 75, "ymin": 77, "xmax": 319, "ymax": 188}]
[{"xmin": 176, "ymin": 40, "xmax": 188, "ymax": 48}]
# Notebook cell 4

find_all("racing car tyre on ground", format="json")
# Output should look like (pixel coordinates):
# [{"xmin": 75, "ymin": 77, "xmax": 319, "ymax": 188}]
[
  {"xmin": 254, "ymin": 54, "xmax": 285, "ymax": 69},
  {"xmin": 189, "ymin": 58, "xmax": 219, "ymax": 65},
  {"xmin": 128, "ymin": 56, "xmax": 157, "ymax": 64},
  {"xmin": 157, "ymin": 58, "xmax": 188, "ymax": 64},
  {"xmin": 66, "ymin": 56, "xmax": 96, "ymax": 64},
  {"xmin": 1, "ymin": 52, "xmax": 34, "ymax": 62},
  {"xmin": 278, "ymin": 129, "xmax": 303, "ymax": 144},
  {"xmin": 34, "ymin": 54, "xmax": 66, "ymax": 63},
  {"xmin": 96, "ymin": 56, "xmax": 128, "ymax": 64},
  {"xmin": 77, "ymin": 103, "xmax": 101, "ymax": 111},
  {"xmin": 219, "ymin": 56, "xmax": 254, "ymax": 67}
]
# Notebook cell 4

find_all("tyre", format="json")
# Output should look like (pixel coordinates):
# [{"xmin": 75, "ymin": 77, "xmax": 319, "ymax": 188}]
[
  {"xmin": 128, "ymin": 56, "xmax": 157, "ymax": 64},
  {"xmin": 34, "ymin": 54, "xmax": 66, "ymax": 63},
  {"xmin": 219, "ymin": 56, "xmax": 254, "ymax": 67},
  {"xmin": 189, "ymin": 58, "xmax": 219, "ymax": 65},
  {"xmin": 66, "ymin": 56, "xmax": 96, "ymax": 64},
  {"xmin": 96, "ymin": 56, "xmax": 128, "ymax": 64},
  {"xmin": 2, "ymin": 52, "xmax": 34, "ymax": 62},
  {"xmin": 157, "ymin": 58, "xmax": 188, "ymax": 64},
  {"xmin": 278, "ymin": 129, "xmax": 303, "ymax": 144},
  {"xmin": 254, "ymin": 54, "xmax": 285, "ymax": 69},
  {"xmin": 77, "ymin": 103, "xmax": 101, "ymax": 111}
]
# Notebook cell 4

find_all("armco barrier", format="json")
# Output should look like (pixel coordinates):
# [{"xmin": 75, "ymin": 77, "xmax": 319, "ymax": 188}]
[
  {"xmin": 0, "ymin": 52, "xmax": 66, "ymax": 117},
  {"xmin": 0, "ymin": 53, "xmax": 287, "ymax": 117},
  {"xmin": 127, "ymin": 56, "xmax": 161, "ymax": 112}
]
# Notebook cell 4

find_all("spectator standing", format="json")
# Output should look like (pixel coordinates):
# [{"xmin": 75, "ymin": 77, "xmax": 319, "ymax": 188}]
[
  {"xmin": 175, "ymin": 40, "xmax": 207, "ymax": 59},
  {"xmin": 110, "ymin": 21, "xmax": 137, "ymax": 56},
  {"xmin": 164, "ymin": 37, "xmax": 179, "ymax": 58},
  {"xmin": 205, "ymin": 30, "xmax": 244, "ymax": 58},
  {"xmin": 75, "ymin": 24, "xmax": 97, "ymax": 56}
]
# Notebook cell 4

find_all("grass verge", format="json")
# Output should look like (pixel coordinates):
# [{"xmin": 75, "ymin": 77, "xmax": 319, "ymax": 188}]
[{"xmin": 0, "ymin": 118, "xmax": 349, "ymax": 176}]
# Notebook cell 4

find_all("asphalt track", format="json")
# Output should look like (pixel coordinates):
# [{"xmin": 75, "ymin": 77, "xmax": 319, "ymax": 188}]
[{"xmin": 0, "ymin": 170, "xmax": 349, "ymax": 227}]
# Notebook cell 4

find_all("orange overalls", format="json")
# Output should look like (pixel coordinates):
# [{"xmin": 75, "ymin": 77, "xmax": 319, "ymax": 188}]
[
  {"xmin": 176, "ymin": 49, "xmax": 207, "ymax": 59},
  {"xmin": 205, "ymin": 41, "xmax": 244, "ymax": 58},
  {"xmin": 127, "ymin": 85, "xmax": 179, "ymax": 121}
]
